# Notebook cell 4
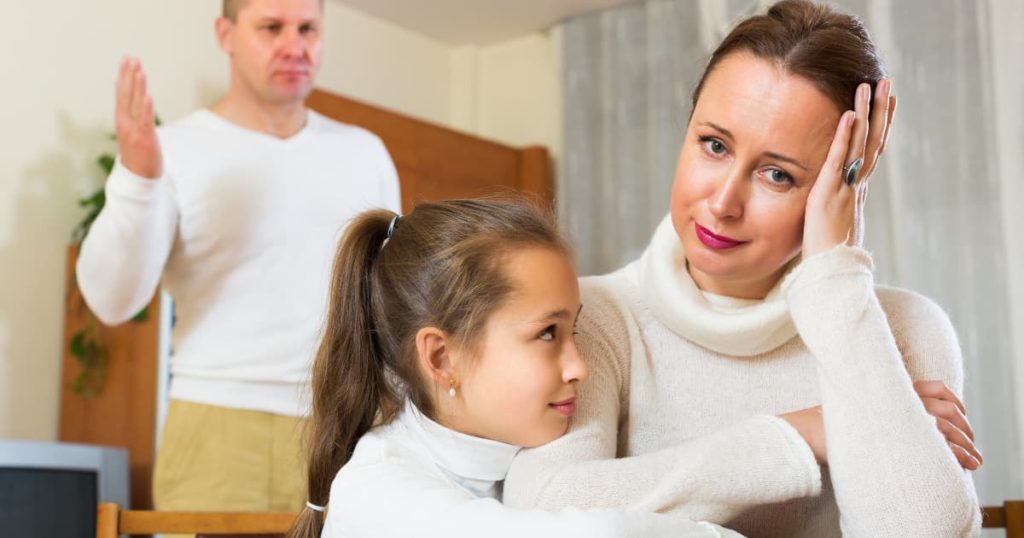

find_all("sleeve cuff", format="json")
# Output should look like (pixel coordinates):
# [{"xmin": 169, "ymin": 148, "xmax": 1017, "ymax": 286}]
[
  {"xmin": 750, "ymin": 414, "xmax": 823, "ymax": 498},
  {"xmin": 781, "ymin": 245, "xmax": 873, "ymax": 298},
  {"xmin": 105, "ymin": 157, "xmax": 165, "ymax": 201}
]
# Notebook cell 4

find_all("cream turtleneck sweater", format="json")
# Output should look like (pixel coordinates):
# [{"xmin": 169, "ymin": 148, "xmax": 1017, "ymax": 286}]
[
  {"xmin": 323, "ymin": 400, "xmax": 743, "ymax": 537},
  {"xmin": 504, "ymin": 215, "xmax": 981, "ymax": 537}
]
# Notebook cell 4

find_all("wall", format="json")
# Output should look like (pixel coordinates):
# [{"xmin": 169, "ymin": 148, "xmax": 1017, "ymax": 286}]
[
  {"xmin": 450, "ymin": 30, "xmax": 562, "ymax": 158},
  {"xmin": 988, "ymin": 0, "xmax": 1024, "ymax": 483}
]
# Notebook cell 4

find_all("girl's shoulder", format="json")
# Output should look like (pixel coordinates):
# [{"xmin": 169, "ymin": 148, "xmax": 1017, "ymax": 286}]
[
  {"xmin": 334, "ymin": 420, "xmax": 434, "ymax": 478},
  {"xmin": 327, "ymin": 421, "xmax": 462, "ymax": 525}
]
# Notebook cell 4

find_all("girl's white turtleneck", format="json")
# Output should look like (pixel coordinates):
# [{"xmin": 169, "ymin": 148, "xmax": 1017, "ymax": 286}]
[{"xmin": 322, "ymin": 399, "xmax": 743, "ymax": 537}]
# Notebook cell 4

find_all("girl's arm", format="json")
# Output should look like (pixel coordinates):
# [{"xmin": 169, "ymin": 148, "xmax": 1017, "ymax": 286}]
[
  {"xmin": 782, "ymin": 246, "xmax": 981, "ymax": 537},
  {"xmin": 326, "ymin": 459, "xmax": 745, "ymax": 538}
]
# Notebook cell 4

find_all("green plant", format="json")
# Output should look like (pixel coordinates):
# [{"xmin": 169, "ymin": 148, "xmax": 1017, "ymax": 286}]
[{"xmin": 67, "ymin": 120, "xmax": 158, "ymax": 398}]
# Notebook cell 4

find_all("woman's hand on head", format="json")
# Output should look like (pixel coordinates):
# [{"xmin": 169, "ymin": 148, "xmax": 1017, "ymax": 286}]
[{"xmin": 802, "ymin": 80, "xmax": 896, "ymax": 257}]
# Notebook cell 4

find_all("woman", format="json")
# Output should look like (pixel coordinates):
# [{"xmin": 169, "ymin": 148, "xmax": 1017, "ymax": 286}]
[{"xmin": 503, "ymin": 2, "xmax": 982, "ymax": 537}]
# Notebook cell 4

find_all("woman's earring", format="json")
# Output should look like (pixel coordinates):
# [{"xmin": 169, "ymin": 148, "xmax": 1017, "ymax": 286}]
[{"xmin": 448, "ymin": 378, "xmax": 457, "ymax": 398}]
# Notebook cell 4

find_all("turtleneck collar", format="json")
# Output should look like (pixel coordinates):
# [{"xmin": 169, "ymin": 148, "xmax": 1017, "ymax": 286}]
[
  {"xmin": 626, "ymin": 214, "xmax": 798, "ymax": 357},
  {"xmin": 397, "ymin": 399, "xmax": 521, "ymax": 498}
]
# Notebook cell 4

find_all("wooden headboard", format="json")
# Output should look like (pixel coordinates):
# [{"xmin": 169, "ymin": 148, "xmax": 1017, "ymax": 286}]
[{"xmin": 306, "ymin": 89, "xmax": 552, "ymax": 212}]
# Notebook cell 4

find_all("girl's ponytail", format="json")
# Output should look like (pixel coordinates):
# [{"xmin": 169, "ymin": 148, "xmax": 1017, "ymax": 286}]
[{"xmin": 287, "ymin": 210, "xmax": 398, "ymax": 538}]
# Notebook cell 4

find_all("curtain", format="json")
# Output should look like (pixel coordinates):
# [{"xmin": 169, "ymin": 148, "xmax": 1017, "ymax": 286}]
[{"xmin": 558, "ymin": 0, "xmax": 1023, "ymax": 507}]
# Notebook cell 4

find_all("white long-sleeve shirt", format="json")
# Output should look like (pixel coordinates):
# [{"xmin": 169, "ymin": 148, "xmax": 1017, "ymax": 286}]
[
  {"xmin": 76, "ymin": 109, "xmax": 401, "ymax": 416},
  {"xmin": 504, "ymin": 215, "xmax": 981, "ymax": 537},
  {"xmin": 322, "ymin": 400, "xmax": 744, "ymax": 537}
]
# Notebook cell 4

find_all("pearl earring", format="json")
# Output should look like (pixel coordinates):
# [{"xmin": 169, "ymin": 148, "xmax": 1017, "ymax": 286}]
[{"xmin": 448, "ymin": 378, "xmax": 457, "ymax": 398}]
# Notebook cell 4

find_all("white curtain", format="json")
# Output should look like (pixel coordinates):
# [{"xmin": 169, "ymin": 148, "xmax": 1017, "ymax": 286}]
[{"xmin": 557, "ymin": 0, "xmax": 1023, "ymax": 507}]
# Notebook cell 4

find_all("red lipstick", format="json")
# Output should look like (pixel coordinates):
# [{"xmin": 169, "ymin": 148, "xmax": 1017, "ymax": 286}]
[
  {"xmin": 549, "ymin": 397, "xmax": 576, "ymax": 417},
  {"xmin": 695, "ymin": 223, "xmax": 747, "ymax": 250}
]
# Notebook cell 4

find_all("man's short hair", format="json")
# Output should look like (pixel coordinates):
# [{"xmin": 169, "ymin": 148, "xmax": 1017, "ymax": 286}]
[
  {"xmin": 222, "ymin": 0, "xmax": 323, "ymax": 22},
  {"xmin": 222, "ymin": 0, "xmax": 250, "ymax": 22}
]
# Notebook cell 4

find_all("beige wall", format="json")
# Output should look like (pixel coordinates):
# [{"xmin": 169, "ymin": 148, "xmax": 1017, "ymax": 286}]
[
  {"xmin": 0, "ymin": 1, "xmax": 559, "ymax": 440},
  {"xmin": 0, "ymin": 0, "xmax": 229, "ymax": 442},
  {"xmin": 450, "ymin": 30, "xmax": 562, "ymax": 157}
]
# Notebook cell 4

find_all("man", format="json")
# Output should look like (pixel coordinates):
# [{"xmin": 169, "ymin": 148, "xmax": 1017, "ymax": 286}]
[{"xmin": 77, "ymin": 0, "xmax": 401, "ymax": 514}]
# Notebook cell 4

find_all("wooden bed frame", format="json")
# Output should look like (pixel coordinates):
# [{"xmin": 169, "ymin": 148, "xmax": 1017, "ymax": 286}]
[
  {"xmin": 306, "ymin": 89, "xmax": 552, "ymax": 210},
  {"xmin": 60, "ymin": 88, "xmax": 553, "ymax": 509}
]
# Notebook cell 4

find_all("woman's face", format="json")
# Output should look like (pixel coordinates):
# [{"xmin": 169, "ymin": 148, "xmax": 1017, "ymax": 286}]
[{"xmin": 670, "ymin": 52, "xmax": 843, "ymax": 299}]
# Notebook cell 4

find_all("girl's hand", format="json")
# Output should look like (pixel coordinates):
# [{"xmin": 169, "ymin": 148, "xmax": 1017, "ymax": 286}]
[
  {"xmin": 780, "ymin": 381, "xmax": 982, "ymax": 470},
  {"xmin": 802, "ymin": 80, "xmax": 896, "ymax": 257},
  {"xmin": 115, "ymin": 56, "xmax": 163, "ymax": 179}
]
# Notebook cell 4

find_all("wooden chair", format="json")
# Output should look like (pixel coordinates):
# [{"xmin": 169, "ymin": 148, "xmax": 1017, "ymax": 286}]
[
  {"xmin": 96, "ymin": 503, "xmax": 296, "ymax": 538},
  {"xmin": 983, "ymin": 501, "xmax": 1024, "ymax": 537}
]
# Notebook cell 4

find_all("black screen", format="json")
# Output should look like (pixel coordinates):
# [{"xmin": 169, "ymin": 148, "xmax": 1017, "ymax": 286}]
[{"xmin": 0, "ymin": 467, "xmax": 97, "ymax": 538}]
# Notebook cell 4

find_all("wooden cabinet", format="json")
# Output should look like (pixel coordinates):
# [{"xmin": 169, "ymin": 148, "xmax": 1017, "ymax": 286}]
[{"xmin": 59, "ymin": 244, "xmax": 161, "ymax": 509}]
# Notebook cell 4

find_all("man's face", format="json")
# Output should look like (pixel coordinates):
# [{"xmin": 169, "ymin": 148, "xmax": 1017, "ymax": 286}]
[{"xmin": 219, "ymin": 0, "xmax": 323, "ymax": 105}]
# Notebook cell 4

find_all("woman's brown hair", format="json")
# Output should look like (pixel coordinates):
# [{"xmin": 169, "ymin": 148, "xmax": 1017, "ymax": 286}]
[
  {"xmin": 693, "ymin": 0, "xmax": 886, "ymax": 115},
  {"xmin": 287, "ymin": 197, "xmax": 567, "ymax": 538}
]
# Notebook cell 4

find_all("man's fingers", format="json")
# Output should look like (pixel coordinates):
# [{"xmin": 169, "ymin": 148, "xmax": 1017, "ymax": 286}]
[
  {"xmin": 115, "ymin": 57, "xmax": 134, "ymax": 122},
  {"xmin": 131, "ymin": 67, "xmax": 147, "ymax": 123},
  {"xmin": 143, "ymin": 95, "xmax": 155, "ymax": 125}
]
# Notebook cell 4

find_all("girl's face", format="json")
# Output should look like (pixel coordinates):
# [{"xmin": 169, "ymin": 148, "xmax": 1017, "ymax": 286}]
[
  {"xmin": 452, "ymin": 247, "xmax": 586, "ymax": 448},
  {"xmin": 670, "ymin": 52, "xmax": 843, "ymax": 299}
]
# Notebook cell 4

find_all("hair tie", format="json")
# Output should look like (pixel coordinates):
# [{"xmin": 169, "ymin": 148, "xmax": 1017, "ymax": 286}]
[
  {"xmin": 306, "ymin": 501, "xmax": 326, "ymax": 513},
  {"xmin": 386, "ymin": 215, "xmax": 400, "ymax": 239}
]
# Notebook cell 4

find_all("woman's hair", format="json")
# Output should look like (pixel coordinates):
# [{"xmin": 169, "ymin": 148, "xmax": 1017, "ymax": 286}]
[
  {"xmin": 287, "ymin": 197, "xmax": 567, "ymax": 538},
  {"xmin": 692, "ymin": 0, "xmax": 886, "ymax": 115}
]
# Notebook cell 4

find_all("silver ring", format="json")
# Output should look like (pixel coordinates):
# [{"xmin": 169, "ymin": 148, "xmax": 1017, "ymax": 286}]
[{"xmin": 843, "ymin": 158, "xmax": 864, "ymax": 186}]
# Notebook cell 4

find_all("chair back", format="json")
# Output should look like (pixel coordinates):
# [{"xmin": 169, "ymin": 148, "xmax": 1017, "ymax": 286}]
[
  {"xmin": 983, "ymin": 502, "xmax": 1024, "ymax": 537},
  {"xmin": 96, "ymin": 502, "xmax": 295, "ymax": 538}
]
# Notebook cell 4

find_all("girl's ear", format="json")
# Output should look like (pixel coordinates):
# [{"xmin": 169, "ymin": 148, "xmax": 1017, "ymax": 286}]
[{"xmin": 415, "ymin": 327, "xmax": 456, "ymax": 388}]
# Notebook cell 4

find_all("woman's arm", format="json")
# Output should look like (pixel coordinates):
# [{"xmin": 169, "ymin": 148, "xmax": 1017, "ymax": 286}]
[
  {"xmin": 792, "ymin": 81, "xmax": 980, "ymax": 537},
  {"xmin": 503, "ymin": 281, "xmax": 822, "ymax": 523},
  {"xmin": 783, "ymin": 247, "xmax": 981, "ymax": 537}
]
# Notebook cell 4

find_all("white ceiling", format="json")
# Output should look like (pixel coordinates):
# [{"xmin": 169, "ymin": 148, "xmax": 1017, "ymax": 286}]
[{"xmin": 331, "ymin": 0, "xmax": 642, "ymax": 46}]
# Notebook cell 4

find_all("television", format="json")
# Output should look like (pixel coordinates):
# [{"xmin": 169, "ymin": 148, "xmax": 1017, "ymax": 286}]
[{"xmin": 0, "ymin": 440, "xmax": 129, "ymax": 538}]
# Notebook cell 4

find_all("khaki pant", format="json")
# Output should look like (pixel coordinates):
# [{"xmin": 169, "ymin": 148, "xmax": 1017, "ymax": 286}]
[{"xmin": 153, "ymin": 400, "xmax": 307, "ymax": 537}]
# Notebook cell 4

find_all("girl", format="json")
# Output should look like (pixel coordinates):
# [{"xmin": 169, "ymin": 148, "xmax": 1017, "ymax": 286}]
[{"xmin": 287, "ymin": 199, "xmax": 742, "ymax": 537}]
